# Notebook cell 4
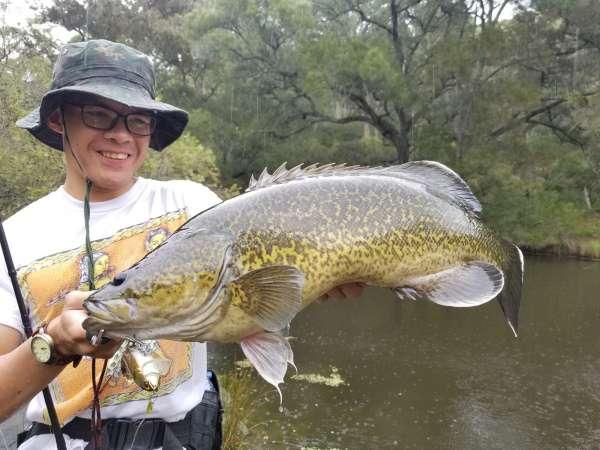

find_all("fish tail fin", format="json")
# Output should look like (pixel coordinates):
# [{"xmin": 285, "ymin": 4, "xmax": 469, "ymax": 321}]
[{"xmin": 497, "ymin": 241, "xmax": 524, "ymax": 337}]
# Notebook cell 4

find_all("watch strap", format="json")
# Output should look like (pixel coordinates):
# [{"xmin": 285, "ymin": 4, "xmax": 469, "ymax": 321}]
[{"xmin": 32, "ymin": 322, "xmax": 82, "ymax": 367}]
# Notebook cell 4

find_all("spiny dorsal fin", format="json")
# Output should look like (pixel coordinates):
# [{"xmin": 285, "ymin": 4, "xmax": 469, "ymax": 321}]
[
  {"xmin": 381, "ymin": 161, "xmax": 482, "ymax": 215},
  {"xmin": 246, "ymin": 160, "xmax": 482, "ymax": 215},
  {"xmin": 246, "ymin": 162, "xmax": 368, "ymax": 192}
]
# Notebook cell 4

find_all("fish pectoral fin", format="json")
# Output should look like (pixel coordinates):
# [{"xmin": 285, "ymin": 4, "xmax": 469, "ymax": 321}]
[
  {"xmin": 241, "ymin": 331, "xmax": 294, "ymax": 402},
  {"xmin": 229, "ymin": 265, "xmax": 304, "ymax": 332},
  {"xmin": 395, "ymin": 261, "xmax": 504, "ymax": 307}
]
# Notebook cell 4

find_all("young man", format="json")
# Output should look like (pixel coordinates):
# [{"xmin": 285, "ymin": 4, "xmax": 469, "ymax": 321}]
[
  {"xmin": 0, "ymin": 39, "xmax": 363, "ymax": 449},
  {"xmin": 0, "ymin": 39, "xmax": 223, "ymax": 449}
]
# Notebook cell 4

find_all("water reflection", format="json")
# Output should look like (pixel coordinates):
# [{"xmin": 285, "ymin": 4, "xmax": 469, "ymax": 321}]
[{"xmin": 211, "ymin": 257, "xmax": 600, "ymax": 449}]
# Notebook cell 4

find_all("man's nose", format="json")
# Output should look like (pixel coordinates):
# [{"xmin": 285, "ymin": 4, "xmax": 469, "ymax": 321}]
[{"xmin": 104, "ymin": 117, "xmax": 133, "ymax": 142}]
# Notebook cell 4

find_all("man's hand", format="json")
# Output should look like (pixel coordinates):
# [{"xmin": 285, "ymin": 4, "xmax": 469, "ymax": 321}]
[
  {"xmin": 46, "ymin": 290, "xmax": 121, "ymax": 360},
  {"xmin": 321, "ymin": 282, "xmax": 365, "ymax": 300}
]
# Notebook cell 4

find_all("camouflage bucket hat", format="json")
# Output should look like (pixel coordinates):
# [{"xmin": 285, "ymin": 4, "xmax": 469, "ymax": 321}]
[{"xmin": 16, "ymin": 39, "xmax": 188, "ymax": 151}]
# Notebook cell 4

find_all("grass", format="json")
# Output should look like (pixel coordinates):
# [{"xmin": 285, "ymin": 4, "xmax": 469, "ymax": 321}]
[{"xmin": 219, "ymin": 367, "xmax": 266, "ymax": 450}]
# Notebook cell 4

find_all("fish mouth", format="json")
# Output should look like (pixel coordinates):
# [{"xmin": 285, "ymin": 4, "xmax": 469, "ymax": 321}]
[{"xmin": 84, "ymin": 297, "xmax": 138, "ymax": 325}]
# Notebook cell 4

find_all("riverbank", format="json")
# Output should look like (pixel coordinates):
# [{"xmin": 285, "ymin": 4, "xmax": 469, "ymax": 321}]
[{"xmin": 521, "ymin": 237, "xmax": 600, "ymax": 261}]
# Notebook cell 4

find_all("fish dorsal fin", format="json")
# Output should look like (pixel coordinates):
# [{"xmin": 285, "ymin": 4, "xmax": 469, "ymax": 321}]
[
  {"xmin": 394, "ymin": 261, "xmax": 504, "ymax": 307},
  {"xmin": 383, "ymin": 161, "xmax": 482, "ymax": 215},
  {"xmin": 246, "ymin": 162, "xmax": 367, "ymax": 192},
  {"xmin": 246, "ymin": 160, "xmax": 481, "ymax": 214},
  {"xmin": 241, "ymin": 330, "xmax": 294, "ymax": 402},
  {"xmin": 228, "ymin": 265, "xmax": 304, "ymax": 331}
]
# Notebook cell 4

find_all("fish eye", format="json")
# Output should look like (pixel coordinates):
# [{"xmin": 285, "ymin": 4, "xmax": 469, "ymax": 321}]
[{"xmin": 112, "ymin": 272, "xmax": 127, "ymax": 286}]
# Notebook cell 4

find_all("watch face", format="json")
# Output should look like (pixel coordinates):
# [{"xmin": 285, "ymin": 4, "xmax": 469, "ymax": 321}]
[{"xmin": 31, "ymin": 335, "xmax": 52, "ymax": 363}]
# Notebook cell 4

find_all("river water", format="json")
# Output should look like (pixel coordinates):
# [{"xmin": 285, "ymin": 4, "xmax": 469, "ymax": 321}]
[
  {"xmin": 214, "ymin": 256, "xmax": 600, "ymax": 449},
  {"xmin": 2, "ymin": 257, "xmax": 598, "ymax": 449}
]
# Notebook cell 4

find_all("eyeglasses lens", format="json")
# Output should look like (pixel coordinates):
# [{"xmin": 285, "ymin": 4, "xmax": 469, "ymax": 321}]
[{"xmin": 81, "ymin": 105, "xmax": 156, "ymax": 136}]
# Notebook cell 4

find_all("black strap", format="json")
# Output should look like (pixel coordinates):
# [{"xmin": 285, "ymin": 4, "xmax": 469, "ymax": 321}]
[{"xmin": 18, "ymin": 387, "xmax": 223, "ymax": 450}]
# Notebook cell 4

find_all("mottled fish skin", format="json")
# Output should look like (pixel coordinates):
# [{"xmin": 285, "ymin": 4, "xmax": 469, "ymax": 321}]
[
  {"xmin": 193, "ymin": 175, "xmax": 507, "ymax": 341},
  {"xmin": 84, "ymin": 162, "xmax": 522, "ymax": 344}
]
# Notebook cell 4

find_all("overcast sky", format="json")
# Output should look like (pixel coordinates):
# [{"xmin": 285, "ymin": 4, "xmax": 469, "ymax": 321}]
[
  {"xmin": 1, "ymin": 0, "xmax": 516, "ymax": 44},
  {"xmin": 1, "ymin": 0, "xmax": 73, "ymax": 42}
]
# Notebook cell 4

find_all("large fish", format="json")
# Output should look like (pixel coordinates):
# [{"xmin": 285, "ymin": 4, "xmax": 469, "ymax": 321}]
[{"xmin": 84, "ymin": 161, "xmax": 524, "ymax": 392}]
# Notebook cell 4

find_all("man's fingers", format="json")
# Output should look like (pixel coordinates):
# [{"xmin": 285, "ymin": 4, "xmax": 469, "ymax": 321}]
[
  {"xmin": 338, "ymin": 282, "xmax": 364, "ymax": 298},
  {"xmin": 67, "ymin": 336, "xmax": 121, "ymax": 360},
  {"xmin": 80, "ymin": 339, "xmax": 122, "ymax": 360},
  {"xmin": 63, "ymin": 290, "xmax": 93, "ymax": 309},
  {"xmin": 325, "ymin": 287, "xmax": 345, "ymax": 299},
  {"xmin": 320, "ymin": 282, "xmax": 366, "ymax": 302}
]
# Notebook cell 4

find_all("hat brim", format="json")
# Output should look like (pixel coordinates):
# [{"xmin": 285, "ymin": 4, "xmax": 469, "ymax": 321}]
[{"xmin": 16, "ymin": 78, "xmax": 188, "ymax": 151}]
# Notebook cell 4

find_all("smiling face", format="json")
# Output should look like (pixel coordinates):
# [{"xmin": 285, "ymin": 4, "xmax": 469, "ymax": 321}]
[{"xmin": 48, "ymin": 96, "xmax": 152, "ymax": 201}]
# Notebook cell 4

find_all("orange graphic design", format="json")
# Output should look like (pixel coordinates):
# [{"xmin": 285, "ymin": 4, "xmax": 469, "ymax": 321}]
[{"xmin": 18, "ymin": 210, "xmax": 191, "ymax": 424}]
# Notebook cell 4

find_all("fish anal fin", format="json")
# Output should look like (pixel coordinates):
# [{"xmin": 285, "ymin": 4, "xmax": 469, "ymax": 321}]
[
  {"xmin": 396, "ymin": 261, "xmax": 504, "ymax": 308},
  {"xmin": 228, "ymin": 265, "xmax": 304, "ymax": 332},
  {"xmin": 240, "ymin": 331, "xmax": 295, "ymax": 402}
]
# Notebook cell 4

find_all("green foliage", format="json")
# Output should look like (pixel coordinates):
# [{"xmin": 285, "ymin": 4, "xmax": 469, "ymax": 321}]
[
  {"xmin": 3, "ymin": 0, "xmax": 600, "ymax": 257},
  {"xmin": 219, "ymin": 367, "xmax": 266, "ymax": 450},
  {"xmin": 0, "ymin": 30, "xmax": 64, "ymax": 218},
  {"xmin": 140, "ymin": 133, "xmax": 240, "ymax": 199},
  {"xmin": 0, "ymin": 138, "xmax": 65, "ymax": 218},
  {"xmin": 456, "ymin": 138, "xmax": 600, "ymax": 250}
]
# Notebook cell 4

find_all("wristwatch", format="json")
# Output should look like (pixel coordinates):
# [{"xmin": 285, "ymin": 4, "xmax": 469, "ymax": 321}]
[{"xmin": 30, "ymin": 323, "xmax": 78, "ymax": 366}]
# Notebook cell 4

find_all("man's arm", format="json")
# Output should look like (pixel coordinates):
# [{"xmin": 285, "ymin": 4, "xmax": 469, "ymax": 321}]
[
  {"xmin": 0, "ymin": 325, "xmax": 63, "ymax": 423},
  {"xmin": 0, "ymin": 291, "xmax": 120, "ymax": 423}
]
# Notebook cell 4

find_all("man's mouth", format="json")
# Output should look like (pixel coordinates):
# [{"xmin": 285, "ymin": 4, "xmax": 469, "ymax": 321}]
[{"xmin": 99, "ymin": 151, "xmax": 129, "ymax": 160}]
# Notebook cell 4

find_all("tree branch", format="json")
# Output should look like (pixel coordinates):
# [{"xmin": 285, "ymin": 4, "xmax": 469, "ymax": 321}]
[
  {"xmin": 490, "ymin": 98, "xmax": 567, "ymax": 137},
  {"xmin": 343, "ymin": 0, "xmax": 392, "ymax": 34},
  {"xmin": 492, "ymin": 0, "xmax": 511, "ymax": 24},
  {"xmin": 527, "ymin": 118, "xmax": 584, "ymax": 147}
]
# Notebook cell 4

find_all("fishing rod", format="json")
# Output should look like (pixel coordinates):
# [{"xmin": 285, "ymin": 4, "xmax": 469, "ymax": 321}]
[{"xmin": 0, "ymin": 217, "xmax": 67, "ymax": 450}]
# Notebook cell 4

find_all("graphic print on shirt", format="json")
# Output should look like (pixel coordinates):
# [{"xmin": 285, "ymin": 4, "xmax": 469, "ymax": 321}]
[
  {"xmin": 17, "ymin": 210, "xmax": 191, "ymax": 424},
  {"xmin": 77, "ymin": 250, "xmax": 114, "ymax": 291}
]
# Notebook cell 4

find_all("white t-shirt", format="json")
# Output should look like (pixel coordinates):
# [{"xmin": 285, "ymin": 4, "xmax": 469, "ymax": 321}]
[{"xmin": 0, "ymin": 177, "xmax": 221, "ymax": 430}]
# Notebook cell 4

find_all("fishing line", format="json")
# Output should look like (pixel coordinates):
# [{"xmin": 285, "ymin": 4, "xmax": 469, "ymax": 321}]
[
  {"xmin": 0, "ymin": 427, "xmax": 10, "ymax": 450},
  {"xmin": 128, "ymin": 416, "xmax": 147, "ymax": 450},
  {"xmin": 128, "ymin": 390, "xmax": 157, "ymax": 449}
]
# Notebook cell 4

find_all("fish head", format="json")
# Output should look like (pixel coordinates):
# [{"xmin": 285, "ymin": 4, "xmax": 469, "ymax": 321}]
[{"xmin": 83, "ymin": 227, "xmax": 235, "ymax": 339}]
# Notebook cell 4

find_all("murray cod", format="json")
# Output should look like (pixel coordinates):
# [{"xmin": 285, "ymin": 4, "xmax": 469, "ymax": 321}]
[{"xmin": 84, "ymin": 161, "xmax": 524, "ymax": 393}]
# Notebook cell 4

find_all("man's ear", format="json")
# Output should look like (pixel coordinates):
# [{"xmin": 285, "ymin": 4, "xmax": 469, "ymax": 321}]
[{"xmin": 47, "ymin": 109, "xmax": 64, "ymax": 134}]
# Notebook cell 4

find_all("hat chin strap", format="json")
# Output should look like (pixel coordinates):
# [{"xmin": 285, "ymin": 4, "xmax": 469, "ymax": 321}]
[
  {"xmin": 60, "ymin": 106, "xmax": 92, "ymax": 189},
  {"xmin": 62, "ymin": 108, "xmax": 107, "ymax": 446}
]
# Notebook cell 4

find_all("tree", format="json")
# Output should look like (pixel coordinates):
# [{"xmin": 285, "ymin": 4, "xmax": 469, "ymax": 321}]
[
  {"xmin": 185, "ymin": 0, "xmax": 538, "ymax": 164},
  {"xmin": 0, "ymin": 25, "xmax": 64, "ymax": 217}
]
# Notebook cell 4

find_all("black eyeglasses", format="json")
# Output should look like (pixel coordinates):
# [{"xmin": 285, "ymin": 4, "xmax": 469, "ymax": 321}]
[{"xmin": 67, "ymin": 104, "xmax": 157, "ymax": 136}]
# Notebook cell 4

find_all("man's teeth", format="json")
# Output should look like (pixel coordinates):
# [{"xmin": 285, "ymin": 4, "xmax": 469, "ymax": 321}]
[{"xmin": 101, "ymin": 151, "xmax": 128, "ymax": 160}]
